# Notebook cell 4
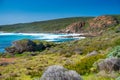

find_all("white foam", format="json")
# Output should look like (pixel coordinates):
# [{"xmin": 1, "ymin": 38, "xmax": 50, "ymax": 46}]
[
  {"xmin": 0, "ymin": 33, "xmax": 84, "ymax": 40},
  {"xmin": 45, "ymin": 39, "xmax": 58, "ymax": 42},
  {"xmin": 0, "ymin": 33, "xmax": 17, "ymax": 35},
  {"xmin": 18, "ymin": 33, "xmax": 46, "ymax": 36}
]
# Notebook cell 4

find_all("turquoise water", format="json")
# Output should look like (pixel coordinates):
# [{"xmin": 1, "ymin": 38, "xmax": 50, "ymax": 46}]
[{"xmin": 0, "ymin": 33, "xmax": 84, "ymax": 52}]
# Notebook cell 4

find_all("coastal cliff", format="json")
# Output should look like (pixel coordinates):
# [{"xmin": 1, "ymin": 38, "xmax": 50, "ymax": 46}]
[{"xmin": 58, "ymin": 16, "xmax": 119, "ymax": 36}]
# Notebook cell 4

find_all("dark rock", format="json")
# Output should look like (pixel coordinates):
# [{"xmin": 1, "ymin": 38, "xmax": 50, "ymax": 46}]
[
  {"xmin": 96, "ymin": 58, "xmax": 120, "ymax": 72},
  {"xmin": 0, "ymin": 62, "xmax": 14, "ymax": 66},
  {"xmin": 115, "ymin": 27, "xmax": 120, "ymax": 33},
  {"xmin": 5, "ymin": 39, "xmax": 45, "ymax": 54},
  {"xmin": 74, "ymin": 48, "xmax": 83, "ymax": 54},
  {"xmin": 40, "ymin": 65, "xmax": 82, "ymax": 80},
  {"xmin": 5, "ymin": 47, "xmax": 17, "ymax": 54},
  {"xmin": 0, "ymin": 62, "xmax": 9, "ymax": 66},
  {"xmin": 36, "ymin": 42, "xmax": 45, "ymax": 50},
  {"xmin": 13, "ymin": 39, "xmax": 36, "ymax": 53},
  {"xmin": 5, "ymin": 39, "xmax": 56, "ymax": 54},
  {"xmin": 29, "ymin": 53, "xmax": 37, "ymax": 56}
]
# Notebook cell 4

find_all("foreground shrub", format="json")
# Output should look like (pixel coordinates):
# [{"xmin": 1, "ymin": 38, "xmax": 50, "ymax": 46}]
[
  {"xmin": 65, "ymin": 54, "xmax": 106, "ymax": 75},
  {"xmin": 107, "ymin": 46, "xmax": 120, "ymax": 58},
  {"xmin": 83, "ymin": 73, "xmax": 115, "ymax": 80}
]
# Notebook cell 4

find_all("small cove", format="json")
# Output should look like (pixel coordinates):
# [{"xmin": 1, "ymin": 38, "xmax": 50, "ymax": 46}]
[{"xmin": 0, "ymin": 33, "xmax": 85, "ymax": 52}]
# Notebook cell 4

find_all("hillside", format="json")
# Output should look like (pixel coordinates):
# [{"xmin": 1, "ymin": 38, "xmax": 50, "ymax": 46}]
[
  {"xmin": 0, "ymin": 15, "xmax": 120, "ymax": 80},
  {"xmin": 0, "ymin": 15, "xmax": 120, "ymax": 33},
  {"xmin": 1, "ymin": 27, "xmax": 120, "ymax": 80},
  {"xmin": 0, "ymin": 17, "xmax": 93, "ymax": 33}
]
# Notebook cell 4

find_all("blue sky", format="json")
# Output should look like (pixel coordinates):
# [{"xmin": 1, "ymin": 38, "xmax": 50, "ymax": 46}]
[{"xmin": 0, "ymin": 0, "xmax": 120, "ymax": 25}]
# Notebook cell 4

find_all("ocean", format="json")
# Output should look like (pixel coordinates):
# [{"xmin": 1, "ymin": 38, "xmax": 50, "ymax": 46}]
[{"xmin": 0, "ymin": 33, "xmax": 85, "ymax": 52}]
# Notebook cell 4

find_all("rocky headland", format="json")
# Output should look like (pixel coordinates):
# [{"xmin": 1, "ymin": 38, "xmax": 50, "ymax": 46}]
[{"xmin": 57, "ymin": 15, "xmax": 119, "ymax": 37}]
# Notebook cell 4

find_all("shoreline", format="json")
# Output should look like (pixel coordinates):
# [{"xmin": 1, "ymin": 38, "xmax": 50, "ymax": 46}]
[
  {"xmin": 0, "ymin": 32, "xmax": 86, "ymax": 53},
  {"xmin": 0, "ymin": 32, "xmax": 86, "ymax": 37},
  {"xmin": 0, "ymin": 32, "xmax": 94, "ymax": 37}
]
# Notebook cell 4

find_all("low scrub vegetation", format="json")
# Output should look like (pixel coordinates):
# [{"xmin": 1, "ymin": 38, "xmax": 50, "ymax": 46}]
[
  {"xmin": 65, "ymin": 54, "xmax": 106, "ymax": 75},
  {"xmin": 107, "ymin": 46, "xmax": 120, "ymax": 58},
  {"xmin": 0, "ymin": 23, "xmax": 120, "ymax": 80}
]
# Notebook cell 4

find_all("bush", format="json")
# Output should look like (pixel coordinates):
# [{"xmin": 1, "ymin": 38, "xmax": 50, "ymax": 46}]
[
  {"xmin": 65, "ymin": 54, "xmax": 106, "ymax": 75},
  {"xmin": 107, "ymin": 46, "xmax": 120, "ymax": 58},
  {"xmin": 114, "ymin": 37, "xmax": 120, "ymax": 45}
]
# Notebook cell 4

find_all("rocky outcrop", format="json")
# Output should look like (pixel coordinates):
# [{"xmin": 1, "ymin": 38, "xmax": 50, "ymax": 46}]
[
  {"xmin": 40, "ymin": 65, "xmax": 82, "ymax": 80},
  {"xmin": 13, "ymin": 39, "xmax": 37, "ymax": 53},
  {"xmin": 5, "ymin": 39, "xmax": 54, "ymax": 54},
  {"xmin": 96, "ymin": 58, "xmax": 120, "ymax": 72},
  {"xmin": 65, "ymin": 21, "xmax": 85, "ymax": 33},
  {"xmin": 58, "ymin": 15, "xmax": 118, "ymax": 34},
  {"xmin": 5, "ymin": 39, "xmax": 37, "ymax": 54},
  {"xmin": 5, "ymin": 46, "xmax": 17, "ymax": 54},
  {"xmin": 88, "ymin": 16, "xmax": 118, "ymax": 28}
]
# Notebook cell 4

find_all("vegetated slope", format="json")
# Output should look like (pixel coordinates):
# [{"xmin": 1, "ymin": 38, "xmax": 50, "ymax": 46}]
[
  {"xmin": 0, "ymin": 15, "xmax": 120, "ymax": 33},
  {"xmin": 59, "ymin": 15, "xmax": 120, "ymax": 34},
  {"xmin": 0, "ymin": 17, "xmax": 93, "ymax": 33},
  {"xmin": 1, "ymin": 28, "xmax": 120, "ymax": 80},
  {"xmin": 111, "ymin": 15, "xmax": 120, "ymax": 23},
  {"xmin": 0, "ymin": 15, "xmax": 120, "ymax": 80}
]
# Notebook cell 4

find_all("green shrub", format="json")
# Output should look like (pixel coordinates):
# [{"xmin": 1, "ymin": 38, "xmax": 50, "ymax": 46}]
[
  {"xmin": 83, "ymin": 73, "xmax": 115, "ymax": 80},
  {"xmin": 116, "ymin": 76, "xmax": 120, "ymax": 80},
  {"xmin": 65, "ymin": 54, "xmax": 106, "ymax": 75},
  {"xmin": 107, "ymin": 46, "xmax": 120, "ymax": 58},
  {"xmin": 114, "ymin": 37, "xmax": 120, "ymax": 45}
]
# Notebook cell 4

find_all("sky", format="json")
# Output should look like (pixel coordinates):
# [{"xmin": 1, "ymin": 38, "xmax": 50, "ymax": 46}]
[{"xmin": 0, "ymin": 0, "xmax": 120, "ymax": 25}]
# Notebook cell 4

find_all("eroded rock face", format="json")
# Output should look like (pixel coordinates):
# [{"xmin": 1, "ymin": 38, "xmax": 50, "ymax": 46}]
[
  {"xmin": 65, "ymin": 21, "xmax": 85, "ymax": 33},
  {"xmin": 57, "ymin": 15, "xmax": 118, "ymax": 34},
  {"xmin": 40, "ymin": 65, "xmax": 82, "ymax": 80},
  {"xmin": 96, "ymin": 58, "xmax": 120, "ymax": 72},
  {"xmin": 89, "ymin": 16, "xmax": 118, "ymax": 28}
]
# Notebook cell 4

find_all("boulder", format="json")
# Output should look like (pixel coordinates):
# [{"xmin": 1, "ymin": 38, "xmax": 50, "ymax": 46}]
[
  {"xmin": 74, "ymin": 48, "xmax": 83, "ymax": 54},
  {"xmin": 40, "ymin": 65, "xmax": 82, "ymax": 80},
  {"xmin": 13, "ymin": 39, "xmax": 36, "ymax": 53},
  {"xmin": 86, "ymin": 51, "xmax": 98, "ymax": 57},
  {"xmin": 96, "ymin": 58, "xmax": 120, "ymax": 72},
  {"xmin": 5, "ymin": 39, "xmax": 44, "ymax": 54}
]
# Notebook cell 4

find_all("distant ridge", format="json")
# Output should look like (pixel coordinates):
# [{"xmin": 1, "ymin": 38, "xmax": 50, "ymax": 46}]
[
  {"xmin": 0, "ymin": 15, "xmax": 120, "ymax": 33},
  {"xmin": 0, "ymin": 17, "xmax": 93, "ymax": 33}
]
